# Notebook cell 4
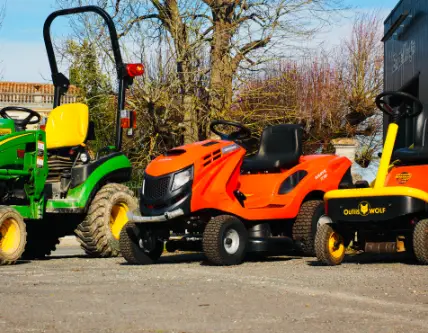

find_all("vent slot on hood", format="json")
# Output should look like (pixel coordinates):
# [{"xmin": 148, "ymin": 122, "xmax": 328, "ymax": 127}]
[
  {"xmin": 165, "ymin": 149, "xmax": 186, "ymax": 156},
  {"xmin": 202, "ymin": 141, "xmax": 219, "ymax": 147},
  {"xmin": 202, "ymin": 149, "xmax": 222, "ymax": 167}
]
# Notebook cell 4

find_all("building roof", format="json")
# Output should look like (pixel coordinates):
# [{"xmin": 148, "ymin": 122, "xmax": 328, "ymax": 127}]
[{"xmin": 0, "ymin": 81, "xmax": 79, "ymax": 95}]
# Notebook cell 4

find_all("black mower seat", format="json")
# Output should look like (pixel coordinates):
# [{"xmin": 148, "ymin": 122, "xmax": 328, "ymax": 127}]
[
  {"xmin": 393, "ymin": 147, "xmax": 428, "ymax": 164},
  {"xmin": 393, "ymin": 112, "xmax": 428, "ymax": 165},
  {"xmin": 242, "ymin": 124, "xmax": 303, "ymax": 172}
]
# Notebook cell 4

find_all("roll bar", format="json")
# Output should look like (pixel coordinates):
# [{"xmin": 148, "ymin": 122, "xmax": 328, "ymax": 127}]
[{"xmin": 43, "ymin": 5, "xmax": 136, "ymax": 151}]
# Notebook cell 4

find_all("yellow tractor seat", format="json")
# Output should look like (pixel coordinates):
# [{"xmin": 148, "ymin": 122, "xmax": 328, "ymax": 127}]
[{"xmin": 45, "ymin": 103, "xmax": 89, "ymax": 150}]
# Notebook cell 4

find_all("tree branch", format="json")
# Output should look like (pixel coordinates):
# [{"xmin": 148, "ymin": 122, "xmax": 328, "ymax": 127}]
[
  {"xmin": 118, "ymin": 14, "xmax": 161, "ymax": 38},
  {"xmin": 232, "ymin": 37, "xmax": 271, "ymax": 69}
]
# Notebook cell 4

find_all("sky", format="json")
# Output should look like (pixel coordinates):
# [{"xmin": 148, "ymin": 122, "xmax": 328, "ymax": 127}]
[{"xmin": 0, "ymin": 0, "xmax": 399, "ymax": 83}]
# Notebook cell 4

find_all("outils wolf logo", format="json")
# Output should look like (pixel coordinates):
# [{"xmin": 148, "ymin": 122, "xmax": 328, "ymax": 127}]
[
  {"xmin": 359, "ymin": 202, "xmax": 369, "ymax": 216},
  {"xmin": 395, "ymin": 172, "xmax": 412, "ymax": 184},
  {"xmin": 343, "ymin": 201, "xmax": 386, "ymax": 216}
]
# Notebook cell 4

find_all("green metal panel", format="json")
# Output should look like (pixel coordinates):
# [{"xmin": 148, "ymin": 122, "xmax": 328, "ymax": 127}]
[
  {"xmin": 46, "ymin": 154, "xmax": 131, "ymax": 212},
  {"xmin": 0, "ymin": 119, "xmax": 15, "ymax": 136},
  {"xmin": 0, "ymin": 130, "xmax": 48, "ymax": 219}
]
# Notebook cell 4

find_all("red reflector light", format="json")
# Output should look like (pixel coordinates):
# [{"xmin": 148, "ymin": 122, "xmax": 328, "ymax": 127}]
[
  {"xmin": 131, "ymin": 110, "xmax": 137, "ymax": 129},
  {"xmin": 17, "ymin": 149, "xmax": 25, "ymax": 158},
  {"xmin": 126, "ymin": 63, "xmax": 145, "ymax": 77},
  {"xmin": 120, "ymin": 110, "xmax": 137, "ymax": 129},
  {"xmin": 121, "ymin": 117, "xmax": 131, "ymax": 129}
]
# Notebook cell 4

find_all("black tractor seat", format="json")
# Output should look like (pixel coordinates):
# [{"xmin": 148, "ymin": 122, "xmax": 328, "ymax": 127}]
[
  {"xmin": 241, "ymin": 124, "xmax": 303, "ymax": 173},
  {"xmin": 393, "ymin": 112, "xmax": 428, "ymax": 164}
]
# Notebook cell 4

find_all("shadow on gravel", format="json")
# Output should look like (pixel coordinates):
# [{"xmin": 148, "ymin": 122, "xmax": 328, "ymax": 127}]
[
  {"xmin": 119, "ymin": 252, "xmax": 301, "ymax": 266},
  {"xmin": 13, "ymin": 260, "xmax": 31, "ymax": 265},
  {"xmin": 119, "ymin": 252, "xmax": 205, "ymax": 266},
  {"xmin": 305, "ymin": 252, "xmax": 420, "ymax": 266}
]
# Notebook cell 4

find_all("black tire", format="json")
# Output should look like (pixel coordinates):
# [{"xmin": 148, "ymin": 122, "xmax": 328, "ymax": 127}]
[
  {"xmin": 315, "ymin": 223, "xmax": 345, "ymax": 266},
  {"xmin": 0, "ymin": 206, "xmax": 26, "ymax": 265},
  {"xmin": 293, "ymin": 200, "xmax": 324, "ymax": 256},
  {"xmin": 119, "ymin": 223, "xmax": 164, "ymax": 265},
  {"xmin": 22, "ymin": 220, "xmax": 61, "ymax": 260},
  {"xmin": 413, "ymin": 219, "xmax": 428, "ymax": 264},
  {"xmin": 75, "ymin": 183, "xmax": 137, "ymax": 257},
  {"xmin": 203, "ymin": 215, "xmax": 248, "ymax": 266}
]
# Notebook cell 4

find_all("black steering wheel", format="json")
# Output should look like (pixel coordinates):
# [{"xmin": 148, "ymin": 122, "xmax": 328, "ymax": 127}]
[
  {"xmin": 210, "ymin": 120, "xmax": 252, "ymax": 141},
  {"xmin": 0, "ymin": 106, "xmax": 41, "ymax": 131},
  {"xmin": 375, "ymin": 91, "xmax": 423, "ymax": 121}
]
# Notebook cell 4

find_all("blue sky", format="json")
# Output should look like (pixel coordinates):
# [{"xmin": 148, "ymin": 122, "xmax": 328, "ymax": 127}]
[{"xmin": 0, "ymin": 0, "xmax": 399, "ymax": 82}]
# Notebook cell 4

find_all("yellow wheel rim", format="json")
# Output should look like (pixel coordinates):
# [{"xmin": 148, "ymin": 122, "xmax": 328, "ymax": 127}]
[
  {"xmin": 328, "ymin": 231, "xmax": 345, "ymax": 260},
  {"xmin": 0, "ymin": 218, "xmax": 21, "ymax": 254},
  {"xmin": 110, "ymin": 203, "xmax": 129, "ymax": 240}
]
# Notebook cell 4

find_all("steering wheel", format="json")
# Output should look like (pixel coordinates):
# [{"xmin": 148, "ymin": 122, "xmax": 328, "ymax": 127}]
[
  {"xmin": 0, "ymin": 106, "xmax": 41, "ymax": 131},
  {"xmin": 375, "ymin": 91, "xmax": 423, "ymax": 120},
  {"xmin": 210, "ymin": 120, "xmax": 252, "ymax": 141}
]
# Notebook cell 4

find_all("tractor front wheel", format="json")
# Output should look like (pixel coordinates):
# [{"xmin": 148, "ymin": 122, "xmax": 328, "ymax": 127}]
[
  {"xmin": 75, "ymin": 183, "xmax": 137, "ymax": 257},
  {"xmin": 413, "ymin": 219, "xmax": 428, "ymax": 264},
  {"xmin": 203, "ymin": 215, "xmax": 248, "ymax": 266},
  {"xmin": 0, "ymin": 207, "xmax": 26, "ymax": 265},
  {"xmin": 119, "ymin": 223, "xmax": 164, "ymax": 265},
  {"xmin": 315, "ymin": 223, "xmax": 345, "ymax": 266}
]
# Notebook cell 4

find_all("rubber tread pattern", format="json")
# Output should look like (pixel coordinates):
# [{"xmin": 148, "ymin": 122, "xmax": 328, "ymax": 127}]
[
  {"xmin": 413, "ymin": 219, "xmax": 428, "ymax": 264},
  {"xmin": 0, "ymin": 206, "xmax": 26, "ymax": 265},
  {"xmin": 293, "ymin": 200, "xmax": 324, "ymax": 256},
  {"xmin": 75, "ymin": 183, "xmax": 137, "ymax": 257}
]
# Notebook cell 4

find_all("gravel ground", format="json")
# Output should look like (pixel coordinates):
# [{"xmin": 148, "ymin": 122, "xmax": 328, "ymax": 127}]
[{"xmin": 0, "ymin": 242, "xmax": 427, "ymax": 333}]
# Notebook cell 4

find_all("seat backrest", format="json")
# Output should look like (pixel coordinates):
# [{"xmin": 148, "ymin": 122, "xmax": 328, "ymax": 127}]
[
  {"xmin": 414, "ymin": 112, "xmax": 428, "ymax": 148},
  {"xmin": 257, "ymin": 124, "xmax": 303, "ymax": 157},
  {"xmin": 45, "ymin": 103, "xmax": 89, "ymax": 149}
]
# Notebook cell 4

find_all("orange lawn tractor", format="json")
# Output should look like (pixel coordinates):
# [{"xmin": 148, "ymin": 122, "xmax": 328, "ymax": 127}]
[{"xmin": 119, "ymin": 120, "xmax": 352, "ymax": 265}]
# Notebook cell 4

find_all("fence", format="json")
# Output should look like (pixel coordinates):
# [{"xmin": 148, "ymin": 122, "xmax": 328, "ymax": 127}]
[{"xmin": 0, "ymin": 92, "xmax": 78, "ymax": 105}]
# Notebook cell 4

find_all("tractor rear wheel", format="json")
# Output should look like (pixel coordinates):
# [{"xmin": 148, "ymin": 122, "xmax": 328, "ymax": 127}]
[
  {"xmin": 0, "ymin": 207, "xmax": 26, "ymax": 265},
  {"xmin": 315, "ymin": 223, "xmax": 345, "ymax": 265},
  {"xmin": 75, "ymin": 183, "xmax": 137, "ymax": 257},
  {"xmin": 203, "ymin": 215, "xmax": 248, "ymax": 266},
  {"xmin": 413, "ymin": 219, "xmax": 428, "ymax": 264},
  {"xmin": 293, "ymin": 200, "xmax": 324, "ymax": 256},
  {"xmin": 119, "ymin": 223, "xmax": 164, "ymax": 264}
]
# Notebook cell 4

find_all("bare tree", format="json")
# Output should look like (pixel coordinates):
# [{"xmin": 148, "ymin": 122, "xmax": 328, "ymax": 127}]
[
  {"xmin": 59, "ymin": 1, "xmax": 345, "ymax": 138},
  {"xmin": 201, "ymin": 0, "xmax": 344, "ymax": 117},
  {"xmin": 234, "ymin": 11, "xmax": 384, "ymax": 158},
  {"xmin": 340, "ymin": 11, "xmax": 384, "ymax": 129}
]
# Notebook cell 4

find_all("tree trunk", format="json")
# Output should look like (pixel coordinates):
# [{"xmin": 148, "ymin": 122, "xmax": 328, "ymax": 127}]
[
  {"xmin": 208, "ymin": 10, "xmax": 235, "ymax": 118},
  {"xmin": 152, "ymin": 0, "xmax": 200, "ymax": 143},
  {"xmin": 182, "ymin": 95, "xmax": 198, "ymax": 144}
]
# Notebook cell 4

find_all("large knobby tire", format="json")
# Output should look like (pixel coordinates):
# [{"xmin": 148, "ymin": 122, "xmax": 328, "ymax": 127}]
[
  {"xmin": 0, "ymin": 207, "xmax": 26, "ymax": 265},
  {"xmin": 315, "ymin": 223, "xmax": 345, "ymax": 266},
  {"xmin": 293, "ymin": 200, "xmax": 324, "ymax": 256},
  {"xmin": 22, "ymin": 219, "xmax": 63, "ymax": 260},
  {"xmin": 413, "ymin": 219, "xmax": 428, "ymax": 264},
  {"xmin": 75, "ymin": 183, "xmax": 137, "ymax": 258},
  {"xmin": 203, "ymin": 215, "xmax": 248, "ymax": 266},
  {"xmin": 119, "ymin": 223, "xmax": 164, "ymax": 265}
]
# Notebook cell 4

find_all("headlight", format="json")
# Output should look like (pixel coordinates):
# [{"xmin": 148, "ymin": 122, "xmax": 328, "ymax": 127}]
[
  {"xmin": 141, "ymin": 179, "xmax": 145, "ymax": 195},
  {"xmin": 80, "ymin": 152, "xmax": 89, "ymax": 163},
  {"xmin": 171, "ymin": 166, "xmax": 193, "ymax": 191}
]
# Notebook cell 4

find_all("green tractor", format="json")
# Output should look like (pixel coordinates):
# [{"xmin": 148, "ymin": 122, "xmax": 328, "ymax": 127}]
[{"xmin": 0, "ymin": 6, "xmax": 144, "ymax": 265}]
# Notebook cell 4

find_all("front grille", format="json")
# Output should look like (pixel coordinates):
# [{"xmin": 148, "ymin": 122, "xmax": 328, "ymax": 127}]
[{"xmin": 144, "ymin": 176, "xmax": 170, "ymax": 200}]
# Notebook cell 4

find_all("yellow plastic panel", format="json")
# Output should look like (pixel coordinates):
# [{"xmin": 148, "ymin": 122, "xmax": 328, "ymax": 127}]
[
  {"xmin": 324, "ymin": 186, "xmax": 428, "ymax": 203},
  {"xmin": 374, "ymin": 123, "xmax": 398, "ymax": 189},
  {"xmin": 45, "ymin": 103, "xmax": 89, "ymax": 149}
]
